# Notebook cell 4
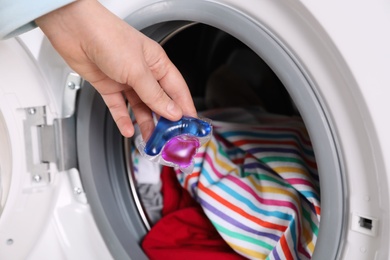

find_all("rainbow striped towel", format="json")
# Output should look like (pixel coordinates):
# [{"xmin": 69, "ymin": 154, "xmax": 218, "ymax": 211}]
[{"xmin": 176, "ymin": 107, "xmax": 320, "ymax": 260}]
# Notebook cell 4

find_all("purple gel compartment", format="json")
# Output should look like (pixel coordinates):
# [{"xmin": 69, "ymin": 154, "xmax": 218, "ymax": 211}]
[{"xmin": 161, "ymin": 135, "xmax": 200, "ymax": 168}]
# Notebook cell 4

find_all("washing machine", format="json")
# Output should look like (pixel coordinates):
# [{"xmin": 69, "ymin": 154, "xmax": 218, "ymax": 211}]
[{"xmin": 1, "ymin": 0, "xmax": 390, "ymax": 259}]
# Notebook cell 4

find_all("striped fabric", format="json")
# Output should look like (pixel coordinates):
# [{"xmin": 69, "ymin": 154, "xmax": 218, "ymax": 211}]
[{"xmin": 176, "ymin": 107, "xmax": 320, "ymax": 260}]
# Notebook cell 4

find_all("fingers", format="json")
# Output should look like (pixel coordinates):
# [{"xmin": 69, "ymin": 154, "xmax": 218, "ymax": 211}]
[
  {"xmin": 124, "ymin": 88, "xmax": 155, "ymax": 141},
  {"xmin": 93, "ymin": 74, "xmax": 166, "ymax": 140},
  {"xmin": 100, "ymin": 90, "xmax": 134, "ymax": 138},
  {"xmin": 142, "ymin": 41, "xmax": 197, "ymax": 118},
  {"xmin": 126, "ymin": 61, "xmax": 184, "ymax": 121},
  {"xmin": 102, "ymin": 51, "xmax": 197, "ymax": 139},
  {"xmin": 157, "ymin": 63, "xmax": 197, "ymax": 118}
]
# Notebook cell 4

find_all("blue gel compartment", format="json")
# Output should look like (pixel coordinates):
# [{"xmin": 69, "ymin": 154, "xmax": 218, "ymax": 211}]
[{"xmin": 144, "ymin": 116, "xmax": 212, "ymax": 156}]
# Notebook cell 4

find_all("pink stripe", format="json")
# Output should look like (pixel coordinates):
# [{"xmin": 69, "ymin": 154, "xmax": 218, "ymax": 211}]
[{"xmin": 286, "ymin": 178, "xmax": 316, "ymax": 187}]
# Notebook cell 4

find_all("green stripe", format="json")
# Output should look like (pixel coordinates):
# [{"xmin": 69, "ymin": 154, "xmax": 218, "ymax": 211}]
[
  {"xmin": 260, "ymin": 156, "xmax": 306, "ymax": 167},
  {"xmin": 302, "ymin": 207, "xmax": 319, "ymax": 236},
  {"xmin": 242, "ymin": 171, "xmax": 293, "ymax": 189},
  {"xmin": 211, "ymin": 220, "xmax": 274, "ymax": 251}
]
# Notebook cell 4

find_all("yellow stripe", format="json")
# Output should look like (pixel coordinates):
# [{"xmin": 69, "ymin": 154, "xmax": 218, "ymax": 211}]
[
  {"xmin": 248, "ymin": 176, "xmax": 301, "ymax": 205},
  {"xmin": 307, "ymin": 240, "xmax": 315, "ymax": 253},
  {"xmin": 208, "ymin": 141, "xmax": 238, "ymax": 174},
  {"xmin": 302, "ymin": 226, "xmax": 315, "ymax": 253},
  {"xmin": 228, "ymin": 242, "xmax": 268, "ymax": 259},
  {"xmin": 273, "ymin": 166, "xmax": 309, "ymax": 176}
]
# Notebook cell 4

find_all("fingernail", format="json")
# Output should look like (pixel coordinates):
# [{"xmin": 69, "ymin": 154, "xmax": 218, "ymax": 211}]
[{"xmin": 123, "ymin": 127, "xmax": 134, "ymax": 138}]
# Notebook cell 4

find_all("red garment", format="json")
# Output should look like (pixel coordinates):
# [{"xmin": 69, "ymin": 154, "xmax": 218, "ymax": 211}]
[{"xmin": 142, "ymin": 166, "xmax": 245, "ymax": 260}]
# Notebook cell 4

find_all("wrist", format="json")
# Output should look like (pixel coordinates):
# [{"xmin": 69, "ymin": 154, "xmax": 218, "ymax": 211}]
[{"xmin": 35, "ymin": 0, "xmax": 99, "ymax": 39}]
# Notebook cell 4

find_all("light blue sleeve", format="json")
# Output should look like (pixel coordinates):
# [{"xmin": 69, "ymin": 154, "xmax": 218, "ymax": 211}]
[{"xmin": 0, "ymin": 0, "xmax": 76, "ymax": 39}]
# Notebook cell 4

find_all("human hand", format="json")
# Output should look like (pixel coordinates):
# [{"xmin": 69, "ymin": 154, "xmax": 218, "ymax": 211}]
[{"xmin": 35, "ymin": 0, "xmax": 197, "ymax": 139}]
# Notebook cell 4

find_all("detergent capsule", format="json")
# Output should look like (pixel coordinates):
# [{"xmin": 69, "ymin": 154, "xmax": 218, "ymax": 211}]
[{"xmin": 135, "ymin": 116, "xmax": 212, "ymax": 173}]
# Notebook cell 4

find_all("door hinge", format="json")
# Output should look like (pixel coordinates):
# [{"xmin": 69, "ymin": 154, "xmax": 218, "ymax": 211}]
[{"xmin": 24, "ymin": 107, "xmax": 77, "ymax": 185}]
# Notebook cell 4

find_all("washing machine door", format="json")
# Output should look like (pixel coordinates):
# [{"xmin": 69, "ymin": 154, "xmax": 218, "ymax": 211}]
[{"xmin": 0, "ymin": 36, "xmax": 114, "ymax": 259}]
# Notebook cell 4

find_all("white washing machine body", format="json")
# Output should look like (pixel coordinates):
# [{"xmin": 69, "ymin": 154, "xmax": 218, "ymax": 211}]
[{"xmin": 0, "ymin": 0, "xmax": 389, "ymax": 259}]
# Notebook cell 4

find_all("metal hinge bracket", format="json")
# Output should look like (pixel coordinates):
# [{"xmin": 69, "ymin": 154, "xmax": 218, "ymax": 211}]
[{"xmin": 24, "ymin": 109, "xmax": 78, "ymax": 185}]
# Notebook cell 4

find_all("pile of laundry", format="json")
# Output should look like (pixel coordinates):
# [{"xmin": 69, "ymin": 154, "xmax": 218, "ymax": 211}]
[{"xmin": 132, "ymin": 107, "xmax": 320, "ymax": 260}]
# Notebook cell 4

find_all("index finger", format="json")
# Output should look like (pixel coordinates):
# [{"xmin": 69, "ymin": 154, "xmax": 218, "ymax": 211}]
[
  {"xmin": 139, "ymin": 39, "xmax": 197, "ymax": 118},
  {"xmin": 156, "ymin": 61, "xmax": 198, "ymax": 118}
]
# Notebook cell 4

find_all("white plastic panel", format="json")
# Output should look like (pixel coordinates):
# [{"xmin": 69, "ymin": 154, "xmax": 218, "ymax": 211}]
[
  {"xmin": 0, "ymin": 38, "xmax": 112, "ymax": 259},
  {"xmin": 0, "ymin": 38, "xmax": 52, "ymax": 259},
  {"xmin": 0, "ymin": 111, "xmax": 11, "ymax": 212}
]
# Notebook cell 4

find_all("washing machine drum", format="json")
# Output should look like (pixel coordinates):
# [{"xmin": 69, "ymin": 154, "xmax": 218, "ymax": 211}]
[{"xmin": 1, "ymin": 1, "xmax": 390, "ymax": 259}]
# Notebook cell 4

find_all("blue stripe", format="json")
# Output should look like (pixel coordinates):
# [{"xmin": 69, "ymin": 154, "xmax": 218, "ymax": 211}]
[
  {"xmin": 271, "ymin": 247, "xmax": 281, "ymax": 260},
  {"xmin": 289, "ymin": 218, "xmax": 298, "ymax": 258},
  {"xmin": 190, "ymin": 181, "xmax": 198, "ymax": 199},
  {"xmin": 300, "ymin": 191, "xmax": 320, "ymax": 202}
]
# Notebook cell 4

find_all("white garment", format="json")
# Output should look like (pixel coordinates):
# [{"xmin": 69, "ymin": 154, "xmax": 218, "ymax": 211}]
[{"xmin": 0, "ymin": 0, "xmax": 75, "ymax": 39}]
